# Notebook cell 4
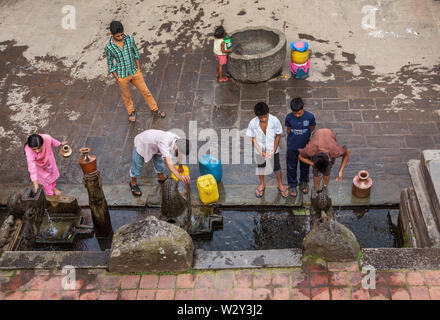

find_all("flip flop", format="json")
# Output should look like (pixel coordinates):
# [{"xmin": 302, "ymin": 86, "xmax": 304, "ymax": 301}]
[
  {"xmin": 278, "ymin": 186, "xmax": 289, "ymax": 198},
  {"xmin": 255, "ymin": 187, "xmax": 265, "ymax": 198},
  {"xmin": 290, "ymin": 187, "xmax": 297, "ymax": 197},
  {"xmin": 158, "ymin": 176, "xmax": 168, "ymax": 184},
  {"xmin": 219, "ymin": 77, "xmax": 229, "ymax": 83},
  {"xmin": 129, "ymin": 182, "xmax": 142, "ymax": 197},
  {"xmin": 301, "ymin": 184, "xmax": 309, "ymax": 194},
  {"xmin": 152, "ymin": 108, "xmax": 166, "ymax": 118},
  {"xmin": 128, "ymin": 110, "xmax": 136, "ymax": 122}
]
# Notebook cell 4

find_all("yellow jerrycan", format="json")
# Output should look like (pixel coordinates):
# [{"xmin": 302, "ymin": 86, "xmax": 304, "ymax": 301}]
[
  {"xmin": 197, "ymin": 174, "xmax": 219, "ymax": 205},
  {"xmin": 171, "ymin": 164, "xmax": 190, "ymax": 181}
]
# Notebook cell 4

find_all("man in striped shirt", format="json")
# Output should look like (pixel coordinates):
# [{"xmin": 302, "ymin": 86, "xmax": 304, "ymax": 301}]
[{"xmin": 105, "ymin": 21, "xmax": 166, "ymax": 122}]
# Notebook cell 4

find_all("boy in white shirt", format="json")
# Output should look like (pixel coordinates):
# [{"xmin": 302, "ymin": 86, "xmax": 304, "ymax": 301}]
[{"xmin": 246, "ymin": 102, "xmax": 289, "ymax": 198}]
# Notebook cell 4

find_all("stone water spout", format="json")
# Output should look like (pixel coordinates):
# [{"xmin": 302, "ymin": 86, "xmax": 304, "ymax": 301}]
[
  {"xmin": 160, "ymin": 179, "xmax": 191, "ymax": 231},
  {"xmin": 309, "ymin": 186, "xmax": 334, "ymax": 230},
  {"xmin": 0, "ymin": 187, "xmax": 45, "ymax": 252},
  {"xmin": 302, "ymin": 186, "xmax": 360, "ymax": 263}
]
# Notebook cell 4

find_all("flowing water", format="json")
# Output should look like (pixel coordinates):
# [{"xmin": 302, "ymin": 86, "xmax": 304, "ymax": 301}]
[
  {"xmin": 194, "ymin": 209, "xmax": 310, "ymax": 251},
  {"xmin": 41, "ymin": 209, "xmax": 58, "ymax": 239},
  {"xmin": 194, "ymin": 207, "xmax": 397, "ymax": 251},
  {"xmin": 0, "ymin": 205, "xmax": 396, "ymax": 252},
  {"xmin": 335, "ymin": 208, "xmax": 396, "ymax": 248}
]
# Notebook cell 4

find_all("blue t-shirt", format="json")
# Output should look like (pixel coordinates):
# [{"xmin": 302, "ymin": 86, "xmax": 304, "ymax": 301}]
[{"xmin": 285, "ymin": 111, "xmax": 316, "ymax": 150}]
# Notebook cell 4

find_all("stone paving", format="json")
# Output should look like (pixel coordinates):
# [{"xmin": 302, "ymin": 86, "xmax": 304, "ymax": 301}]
[
  {"xmin": 1, "ymin": 37, "xmax": 439, "ymax": 190},
  {"xmin": 1, "ymin": 266, "xmax": 440, "ymax": 300},
  {"xmin": 1, "ymin": 0, "xmax": 440, "ymax": 301}
]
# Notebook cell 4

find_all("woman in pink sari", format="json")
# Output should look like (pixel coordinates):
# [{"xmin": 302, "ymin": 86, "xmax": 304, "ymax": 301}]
[{"xmin": 24, "ymin": 134, "xmax": 67, "ymax": 196}]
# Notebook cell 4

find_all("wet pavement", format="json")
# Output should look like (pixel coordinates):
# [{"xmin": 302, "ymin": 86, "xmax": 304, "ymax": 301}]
[
  {"xmin": 1, "ymin": 36, "xmax": 439, "ymax": 189},
  {"xmin": 0, "ymin": 1, "xmax": 439, "ymax": 191}
]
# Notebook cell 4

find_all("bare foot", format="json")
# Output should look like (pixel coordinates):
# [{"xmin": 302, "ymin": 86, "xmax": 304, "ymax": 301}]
[{"xmin": 54, "ymin": 188, "xmax": 62, "ymax": 196}]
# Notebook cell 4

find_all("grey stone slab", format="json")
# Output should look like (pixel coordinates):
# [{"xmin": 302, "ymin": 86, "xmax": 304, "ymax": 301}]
[
  {"xmin": 334, "ymin": 110, "xmax": 363, "ymax": 122},
  {"xmin": 193, "ymin": 248, "xmax": 303, "ymax": 270},
  {"xmin": 349, "ymin": 98, "xmax": 376, "ymax": 110},
  {"xmin": 408, "ymin": 159, "xmax": 440, "ymax": 247},
  {"xmin": 268, "ymin": 89, "xmax": 287, "ymax": 106},
  {"xmin": 215, "ymin": 82, "xmax": 240, "ymax": 105},
  {"xmin": 0, "ymin": 250, "xmax": 110, "ymax": 269},
  {"xmin": 366, "ymin": 135, "xmax": 406, "ymax": 148},
  {"xmin": 241, "ymin": 83, "xmax": 267, "ymax": 100},
  {"xmin": 360, "ymin": 248, "xmax": 440, "ymax": 270},
  {"xmin": 302, "ymin": 178, "xmax": 401, "ymax": 207},
  {"xmin": 323, "ymin": 99, "xmax": 349, "ymax": 110},
  {"xmin": 405, "ymin": 135, "xmax": 436, "ymax": 149},
  {"xmin": 421, "ymin": 150, "xmax": 440, "ymax": 230},
  {"xmin": 212, "ymin": 105, "xmax": 238, "ymax": 128}
]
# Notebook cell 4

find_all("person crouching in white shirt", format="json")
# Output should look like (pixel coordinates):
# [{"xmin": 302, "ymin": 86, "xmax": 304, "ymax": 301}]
[{"xmin": 129, "ymin": 129, "xmax": 190, "ymax": 197}]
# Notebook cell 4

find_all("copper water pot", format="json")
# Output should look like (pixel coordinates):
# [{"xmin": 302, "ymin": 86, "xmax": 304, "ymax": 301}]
[
  {"xmin": 78, "ymin": 147, "xmax": 97, "ymax": 174},
  {"xmin": 352, "ymin": 170, "xmax": 373, "ymax": 198}
]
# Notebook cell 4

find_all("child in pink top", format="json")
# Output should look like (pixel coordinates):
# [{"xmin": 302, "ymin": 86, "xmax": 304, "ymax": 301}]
[
  {"xmin": 24, "ymin": 134, "xmax": 67, "ymax": 196},
  {"xmin": 213, "ymin": 26, "xmax": 232, "ymax": 83}
]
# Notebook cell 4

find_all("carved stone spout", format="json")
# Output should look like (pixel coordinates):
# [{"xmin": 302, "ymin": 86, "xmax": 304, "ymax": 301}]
[
  {"xmin": 160, "ymin": 179, "xmax": 191, "ymax": 232},
  {"xmin": 310, "ymin": 186, "xmax": 334, "ymax": 230}
]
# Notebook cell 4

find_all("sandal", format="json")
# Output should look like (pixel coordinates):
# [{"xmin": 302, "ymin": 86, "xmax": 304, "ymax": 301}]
[
  {"xmin": 301, "ymin": 184, "xmax": 309, "ymax": 194},
  {"xmin": 152, "ymin": 108, "xmax": 166, "ymax": 118},
  {"xmin": 290, "ymin": 187, "xmax": 297, "ymax": 197},
  {"xmin": 129, "ymin": 182, "xmax": 142, "ymax": 197},
  {"xmin": 158, "ymin": 176, "xmax": 168, "ymax": 184},
  {"xmin": 219, "ymin": 77, "xmax": 229, "ymax": 83},
  {"xmin": 255, "ymin": 187, "xmax": 265, "ymax": 198},
  {"xmin": 278, "ymin": 186, "xmax": 289, "ymax": 198},
  {"xmin": 128, "ymin": 110, "xmax": 136, "ymax": 122}
]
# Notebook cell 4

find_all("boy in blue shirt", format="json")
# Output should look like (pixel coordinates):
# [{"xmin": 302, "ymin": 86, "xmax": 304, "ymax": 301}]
[{"xmin": 285, "ymin": 98, "xmax": 316, "ymax": 197}]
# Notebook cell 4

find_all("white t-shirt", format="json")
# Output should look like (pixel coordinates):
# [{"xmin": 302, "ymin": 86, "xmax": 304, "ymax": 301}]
[
  {"xmin": 246, "ymin": 114, "xmax": 283, "ymax": 153},
  {"xmin": 134, "ymin": 130, "xmax": 180, "ymax": 163},
  {"xmin": 213, "ymin": 38, "xmax": 225, "ymax": 56}
]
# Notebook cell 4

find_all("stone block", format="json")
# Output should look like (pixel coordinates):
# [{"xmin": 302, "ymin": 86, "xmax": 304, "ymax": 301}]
[
  {"xmin": 407, "ymin": 160, "xmax": 440, "ymax": 247},
  {"xmin": 302, "ymin": 221, "xmax": 360, "ymax": 262},
  {"xmin": 421, "ymin": 150, "xmax": 440, "ymax": 230},
  {"xmin": 109, "ymin": 216, "xmax": 194, "ymax": 273}
]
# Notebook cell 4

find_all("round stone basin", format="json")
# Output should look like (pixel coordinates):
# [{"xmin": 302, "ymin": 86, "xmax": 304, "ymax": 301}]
[{"xmin": 227, "ymin": 26, "xmax": 286, "ymax": 83}]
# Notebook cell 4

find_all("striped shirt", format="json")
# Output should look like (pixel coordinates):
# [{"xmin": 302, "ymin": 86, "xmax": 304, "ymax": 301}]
[{"xmin": 105, "ymin": 34, "xmax": 140, "ymax": 78}]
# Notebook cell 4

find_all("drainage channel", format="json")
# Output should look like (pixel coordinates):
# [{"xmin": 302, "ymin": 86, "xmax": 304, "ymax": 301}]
[{"xmin": 1, "ymin": 205, "xmax": 399, "ymax": 252}]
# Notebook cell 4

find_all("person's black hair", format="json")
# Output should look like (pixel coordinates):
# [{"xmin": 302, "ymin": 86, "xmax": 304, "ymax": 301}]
[
  {"xmin": 25, "ymin": 134, "xmax": 43, "ymax": 149},
  {"xmin": 214, "ymin": 26, "xmax": 225, "ymax": 39},
  {"xmin": 110, "ymin": 21, "xmax": 124, "ymax": 35},
  {"xmin": 254, "ymin": 102, "xmax": 269, "ymax": 116},
  {"xmin": 314, "ymin": 152, "xmax": 329, "ymax": 173},
  {"xmin": 290, "ymin": 97, "xmax": 304, "ymax": 112}
]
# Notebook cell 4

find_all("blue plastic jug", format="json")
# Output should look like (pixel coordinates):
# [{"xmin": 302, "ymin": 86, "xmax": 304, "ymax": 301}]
[{"xmin": 199, "ymin": 154, "xmax": 222, "ymax": 183}]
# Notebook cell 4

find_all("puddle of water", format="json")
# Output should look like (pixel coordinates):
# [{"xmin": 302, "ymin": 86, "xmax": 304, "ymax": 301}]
[
  {"xmin": 335, "ymin": 208, "xmax": 397, "ymax": 248},
  {"xmin": 194, "ymin": 209, "xmax": 310, "ymax": 251},
  {"xmin": 194, "ymin": 207, "xmax": 397, "ymax": 251}
]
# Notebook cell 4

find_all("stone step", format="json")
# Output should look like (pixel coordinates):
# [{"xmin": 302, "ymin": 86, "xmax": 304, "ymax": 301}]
[
  {"xmin": 399, "ymin": 187, "xmax": 425, "ymax": 247},
  {"xmin": 421, "ymin": 150, "xmax": 440, "ymax": 229},
  {"xmin": 408, "ymin": 159, "xmax": 440, "ymax": 248}
]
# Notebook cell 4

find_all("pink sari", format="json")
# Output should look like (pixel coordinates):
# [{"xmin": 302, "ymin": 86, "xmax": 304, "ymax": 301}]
[{"xmin": 24, "ymin": 134, "xmax": 61, "ymax": 195}]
